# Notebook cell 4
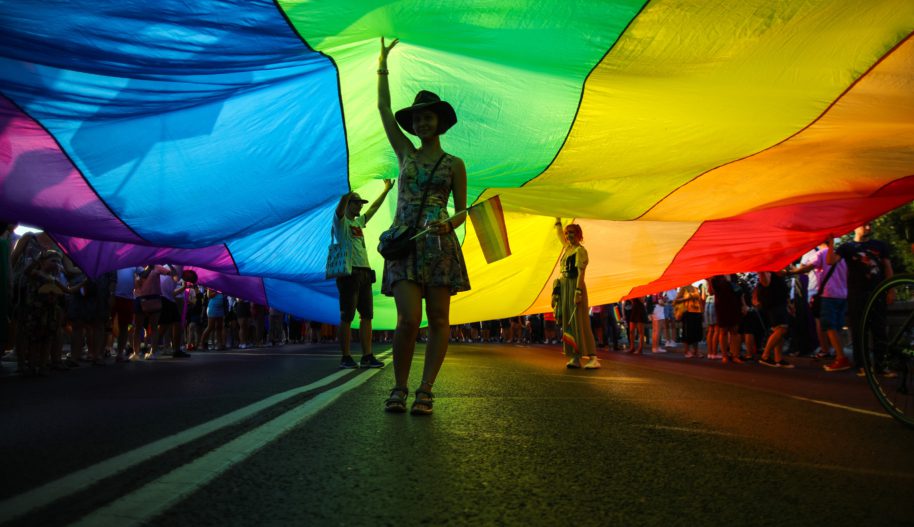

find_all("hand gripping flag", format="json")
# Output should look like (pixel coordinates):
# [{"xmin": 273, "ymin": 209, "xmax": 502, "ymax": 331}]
[
  {"xmin": 411, "ymin": 195, "xmax": 512, "ymax": 264},
  {"xmin": 562, "ymin": 307, "xmax": 578, "ymax": 352}
]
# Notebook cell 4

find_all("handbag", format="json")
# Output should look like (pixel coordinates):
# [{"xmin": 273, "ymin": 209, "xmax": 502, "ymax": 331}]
[
  {"xmin": 378, "ymin": 224, "xmax": 418, "ymax": 261},
  {"xmin": 673, "ymin": 301, "xmax": 686, "ymax": 321},
  {"xmin": 378, "ymin": 154, "xmax": 446, "ymax": 261},
  {"xmin": 551, "ymin": 278, "xmax": 562, "ymax": 320},
  {"xmin": 325, "ymin": 226, "xmax": 351, "ymax": 279}
]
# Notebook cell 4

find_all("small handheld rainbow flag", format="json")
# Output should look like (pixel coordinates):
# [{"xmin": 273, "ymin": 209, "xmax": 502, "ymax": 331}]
[
  {"xmin": 468, "ymin": 195, "xmax": 511, "ymax": 263},
  {"xmin": 562, "ymin": 308, "xmax": 578, "ymax": 352}
]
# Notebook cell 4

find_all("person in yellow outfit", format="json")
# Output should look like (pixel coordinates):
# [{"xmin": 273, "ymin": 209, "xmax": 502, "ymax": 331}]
[{"xmin": 553, "ymin": 218, "xmax": 599, "ymax": 369}]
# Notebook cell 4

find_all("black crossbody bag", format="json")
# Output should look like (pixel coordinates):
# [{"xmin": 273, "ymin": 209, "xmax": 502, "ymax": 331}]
[{"xmin": 377, "ymin": 154, "xmax": 446, "ymax": 261}]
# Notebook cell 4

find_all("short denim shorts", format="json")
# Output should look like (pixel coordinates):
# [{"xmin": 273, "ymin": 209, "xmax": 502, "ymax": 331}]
[{"xmin": 819, "ymin": 297, "xmax": 847, "ymax": 332}]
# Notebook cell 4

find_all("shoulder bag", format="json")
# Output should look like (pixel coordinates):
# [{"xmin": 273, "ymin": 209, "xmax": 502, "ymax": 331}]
[{"xmin": 325, "ymin": 222, "xmax": 352, "ymax": 279}]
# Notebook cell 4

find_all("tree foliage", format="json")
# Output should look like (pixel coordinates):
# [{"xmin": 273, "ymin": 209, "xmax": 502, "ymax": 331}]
[{"xmin": 859, "ymin": 202, "xmax": 914, "ymax": 274}]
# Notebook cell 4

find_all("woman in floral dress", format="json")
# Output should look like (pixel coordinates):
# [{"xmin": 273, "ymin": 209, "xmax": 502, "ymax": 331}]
[{"xmin": 377, "ymin": 38, "xmax": 470, "ymax": 415}]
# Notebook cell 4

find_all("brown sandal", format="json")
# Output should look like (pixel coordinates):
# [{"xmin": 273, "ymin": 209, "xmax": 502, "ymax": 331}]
[
  {"xmin": 384, "ymin": 387, "xmax": 408, "ymax": 413},
  {"xmin": 411, "ymin": 389, "xmax": 434, "ymax": 416}
]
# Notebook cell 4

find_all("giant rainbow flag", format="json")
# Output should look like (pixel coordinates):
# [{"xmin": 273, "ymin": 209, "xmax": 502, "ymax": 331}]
[{"xmin": 2, "ymin": 1, "xmax": 914, "ymax": 329}]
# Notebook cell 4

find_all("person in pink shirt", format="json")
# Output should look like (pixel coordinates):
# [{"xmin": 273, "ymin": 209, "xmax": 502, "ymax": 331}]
[
  {"xmin": 790, "ymin": 240, "xmax": 849, "ymax": 371},
  {"xmin": 134, "ymin": 264, "xmax": 175, "ymax": 360}
]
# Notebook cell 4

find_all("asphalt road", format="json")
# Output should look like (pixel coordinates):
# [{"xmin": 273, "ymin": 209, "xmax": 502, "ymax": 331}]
[{"xmin": 1, "ymin": 341, "xmax": 912, "ymax": 526}]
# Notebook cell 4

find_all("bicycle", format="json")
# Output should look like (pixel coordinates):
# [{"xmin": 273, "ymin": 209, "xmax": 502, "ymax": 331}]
[{"xmin": 860, "ymin": 273, "xmax": 914, "ymax": 428}]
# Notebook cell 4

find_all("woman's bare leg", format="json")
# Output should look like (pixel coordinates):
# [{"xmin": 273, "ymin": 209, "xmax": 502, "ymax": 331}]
[
  {"xmin": 392, "ymin": 281, "xmax": 423, "ymax": 388},
  {"xmin": 419, "ymin": 286, "xmax": 451, "ymax": 390}
]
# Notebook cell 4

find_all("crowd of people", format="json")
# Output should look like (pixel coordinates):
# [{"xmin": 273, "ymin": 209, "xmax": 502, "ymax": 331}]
[
  {"xmin": 0, "ymin": 229, "xmax": 338, "ymax": 377},
  {"xmin": 0, "ymin": 220, "xmax": 900, "ymax": 391}
]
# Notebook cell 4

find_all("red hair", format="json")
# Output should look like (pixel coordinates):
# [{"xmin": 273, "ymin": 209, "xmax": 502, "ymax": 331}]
[{"xmin": 564, "ymin": 223, "xmax": 584, "ymax": 242}]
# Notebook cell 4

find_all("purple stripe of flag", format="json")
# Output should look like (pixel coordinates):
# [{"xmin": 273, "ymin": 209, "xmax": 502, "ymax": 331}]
[{"xmin": 0, "ymin": 95, "xmax": 142, "ymax": 242}]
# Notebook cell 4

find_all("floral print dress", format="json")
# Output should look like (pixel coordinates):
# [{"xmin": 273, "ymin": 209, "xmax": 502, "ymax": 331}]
[{"xmin": 381, "ymin": 151, "xmax": 471, "ymax": 296}]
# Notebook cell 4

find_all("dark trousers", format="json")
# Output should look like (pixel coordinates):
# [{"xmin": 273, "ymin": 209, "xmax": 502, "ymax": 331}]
[
  {"xmin": 605, "ymin": 312, "xmax": 620, "ymax": 348},
  {"xmin": 789, "ymin": 297, "xmax": 816, "ymax": 355},
  {"xmin": 848, "ymin": 291, "xmax": 887, "ymax": 370}
]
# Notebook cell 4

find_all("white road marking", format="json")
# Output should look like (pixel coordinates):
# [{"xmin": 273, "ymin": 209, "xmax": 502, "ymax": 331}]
[
  {"xmin": 788, "ymin": 395, "xmax": 891, "ymax": 419},
  {"xmin": 0, "ymin": 350, "xmax": 390, "ymax": 523},
  {"xmin": 724, "ymin": 456, "xmax": 914, "ymax": 480},
  {"xmin": 70, "ymin": 354, "xmax": 389, "ymax": 527},
  {"xmin": 641, "ymin": 425, "xmax": 743, "ymax": 437}
]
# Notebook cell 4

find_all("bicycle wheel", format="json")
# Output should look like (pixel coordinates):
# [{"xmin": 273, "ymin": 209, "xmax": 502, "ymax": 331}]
[{"xmin": 860, "ymin": 274, "xmax": 914, "ymax": 428}]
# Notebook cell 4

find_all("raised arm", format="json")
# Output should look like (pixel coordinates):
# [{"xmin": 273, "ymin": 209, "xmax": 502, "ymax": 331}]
[
  {"xmin": 554, "ymin": 217, "xmax": 567, "ymax": 246},
  {"xmin": 363, "ymin": 179, "xmax": 394, "ymax": 223},
  {"xmin": 377, "ymin": 37, "xmax": 413, "ymax": 160},
  {"xmin": 10, "ymin": 233, "xmax": 33, "ymax": 268},
  {"xmin": 335, "ymin": 193, "xmax": 351, "ymax": 219},
  {"xmin": 825, "ymin": 236, "xmax": 839, "ymax": 265}
]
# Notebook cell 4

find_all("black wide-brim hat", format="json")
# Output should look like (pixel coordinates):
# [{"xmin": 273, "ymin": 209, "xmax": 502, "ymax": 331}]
[{"xmin": 394, "ymin": 90, "xmax": 457, "ymax": 135}]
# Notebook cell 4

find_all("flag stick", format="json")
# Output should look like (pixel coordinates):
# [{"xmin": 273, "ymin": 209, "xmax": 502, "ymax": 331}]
[{"xmin": 409, "ymin": 209, "xmax": 469, "ymax": 240}]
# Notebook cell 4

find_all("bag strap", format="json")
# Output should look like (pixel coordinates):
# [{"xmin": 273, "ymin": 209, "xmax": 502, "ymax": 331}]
[
  {"xmin": 813, "ymin": 256, "xmax": 839, "ymax": 301},
  {"xmin": 411, "ymin": 153, "xmax": 447, "ymax": 230}
]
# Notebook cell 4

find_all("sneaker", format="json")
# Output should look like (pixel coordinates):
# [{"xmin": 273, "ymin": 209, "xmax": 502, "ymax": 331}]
[
  {"xmin": 172, "ymin": 350, "xmax": 191, "ymax": 359},
  {"xmin": 339, "ymin": 355, "xmax": 358, "ymax": 369},
  {"xmin": 758, "ymin": 356, "xmax": 778, "ymax": 367},
  {"xmin": 856, "ymin": 368, "xmax": 866, "ymax": 377},
  {"xmin": 145, "ymin": 350, "xmax": 159, "ymax": 361},
  {"xmin": 566, "ymin": 357, "xmax": 582, "ymax": 369},
  {"xmin": 360, "ymin": 355, "xmax": 384, "ymax": 368},
  {"xmin": 583, "ymin": 356, "xmax": 601, "ymax": 369},
  {"xmin": 651, "ymin": 348, "xmax": 667, "ymax": 354},
  {"xmin": 823, "ymin": 357, "xmax": 851, "ymax": 372},
  {"xmin": 882, "ymin": 369, "xmax": 899, "ymax": 379},
  {"xmin": 776, "ymin": 360, "xmax": 794, "ymax": 369}
]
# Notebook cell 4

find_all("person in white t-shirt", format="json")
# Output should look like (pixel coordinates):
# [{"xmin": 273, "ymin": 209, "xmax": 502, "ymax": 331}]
[
  {"xmin": 651, "ymin": 294, "xmax": 667, "ymax": 353},
  {"xmin": 664, "ymin": 288, "xmax": 678, "ymax": 346},
  {"xmin": 333, "ymin": 182, "xmax": 393, "ymax": 369}
]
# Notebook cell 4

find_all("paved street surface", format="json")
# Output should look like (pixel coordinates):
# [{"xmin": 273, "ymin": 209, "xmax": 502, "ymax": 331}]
[{"xmin": 1, "ymin": 342, "xmax": 912, "ymax": 526}]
